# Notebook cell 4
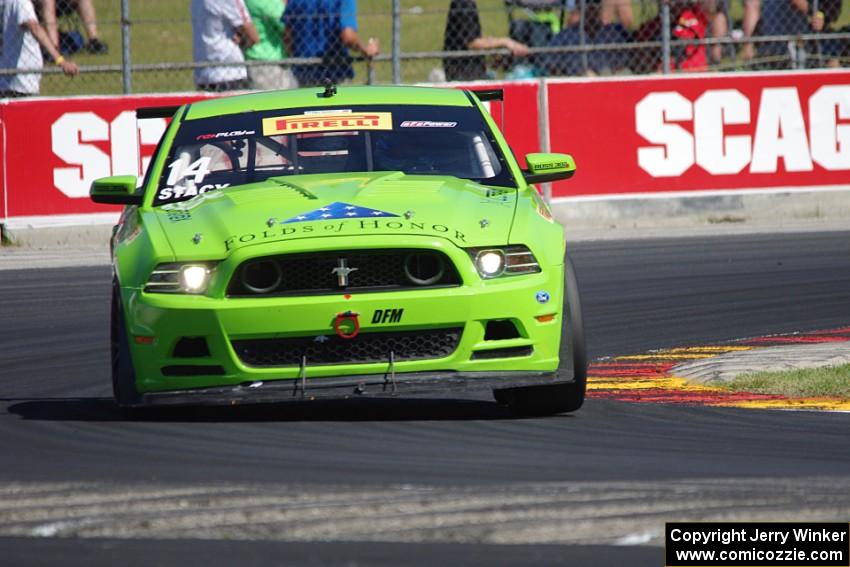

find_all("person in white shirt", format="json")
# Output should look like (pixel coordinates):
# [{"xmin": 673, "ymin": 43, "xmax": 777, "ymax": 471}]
[
  {"xmin": 0, "ymin": 0, "xmax": 78, "ymax": 97},
  {"xmin": 191, "ymin": 0, "xmax": 259, "ymax": 92}
]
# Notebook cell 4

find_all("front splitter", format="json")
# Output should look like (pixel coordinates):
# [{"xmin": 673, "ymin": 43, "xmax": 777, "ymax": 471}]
[{"xmin": 138, "ymin": 370, "xmax": 574, "ymax": 407}]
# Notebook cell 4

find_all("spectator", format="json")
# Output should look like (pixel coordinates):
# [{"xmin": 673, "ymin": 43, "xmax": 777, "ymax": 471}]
[
  {"xmin": 564, "ymin": 0, "xmax": 633, "ymax": 28},
  {"xmin": 818, "ymin": 0, "xmax": 848, "ymax": 67},
  {"xmin": 36, "ymin": 0, "xmax": 107, "ymax": 54},
  {"xmin": 191, "ymin": 0, "xmax": 259, "ymax": 92},
  {"xmin": 244, "ymin": 0, "xmax": 297, "ymax": 90},
  {"xmin": 443, "ymin": 0, "xmax": 529, "ymax": 81},
  {"xmin": 282, "ymin": 0, "xmax": 379, "ymax": 87},
  {"xmin": 632, "ymin": 0, "xmax": 728, "ymax": 73},
  {"xmin": 739, "ymin": 0, "xmax": 759, "ymax": 60},
  {"xmin": 599, "ymin": 0, "xmax": 634, "ymax": 29},
  {"xmin": 542, "ymin": 0, "xmax": 629, "ymax": 76},
  {"xmin": 1, "ymin": 0, "xmax": 79, "ymax": 97},
  {"xmin": 670, "ymin": 0, "xmax": 711, "ymax": 71},
  {"xmin": 742, "ymin": 0, "xmax": 823, "ymax": 68},
  {"xmin": 703, "ymin": 0, "xmax": 730, "ymax": 64}
]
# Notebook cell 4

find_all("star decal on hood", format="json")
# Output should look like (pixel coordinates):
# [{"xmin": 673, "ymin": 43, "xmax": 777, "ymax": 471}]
[{"xmin": 281, "ymin": 202, "xmax": 400, "ymax": 223}]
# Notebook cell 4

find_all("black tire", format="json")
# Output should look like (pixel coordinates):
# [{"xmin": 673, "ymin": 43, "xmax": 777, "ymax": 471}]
[
  {"xmin": 494, "ymin": 254, "xmax": 587, "ymax": 416},
  {"xmin": 111, "ymin": 280, "xmax": 142, "ymax": 410}
]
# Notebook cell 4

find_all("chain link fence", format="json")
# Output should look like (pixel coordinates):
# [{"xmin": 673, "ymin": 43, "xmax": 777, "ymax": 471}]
[{"xmin": 1, "ymin": 0, "xmax": 848, "ymax": 98}]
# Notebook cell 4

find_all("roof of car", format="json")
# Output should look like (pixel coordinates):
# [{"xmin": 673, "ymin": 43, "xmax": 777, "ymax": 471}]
[{"xmin": 184, "ymin": 85, "xmax": 474, "ymax": 121}]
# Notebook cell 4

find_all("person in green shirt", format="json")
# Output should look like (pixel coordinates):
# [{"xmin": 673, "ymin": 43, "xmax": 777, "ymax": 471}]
[{"xmin": 244, "ymin": 0, "xmax": 297, "ymax": 90}]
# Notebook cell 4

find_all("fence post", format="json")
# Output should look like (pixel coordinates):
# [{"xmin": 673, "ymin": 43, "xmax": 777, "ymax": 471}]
[
  {"xmin": 392, "ymin": 0, "xmax": 401, "ymax": 84},
  {"xmin": 121, "ymin": 0, "xmax": 131, "ymax": 93},
  {"xmin": 537, "ymin": 78, "xmax": 552, "ymax": 205},
  {"xmin": 661, "ymin": 0, "xmax": 671, "ymax": 74}
]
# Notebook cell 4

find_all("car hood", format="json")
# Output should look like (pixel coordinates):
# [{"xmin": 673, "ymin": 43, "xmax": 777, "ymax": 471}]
[{"xmin": 154, "ymin": 172, "xmax": 518, "ymax": 258}]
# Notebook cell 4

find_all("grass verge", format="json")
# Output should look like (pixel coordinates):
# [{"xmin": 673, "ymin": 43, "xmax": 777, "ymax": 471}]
[{"xmin": 726, "ymin": 365, "xmax": 850, "ymax": 399}]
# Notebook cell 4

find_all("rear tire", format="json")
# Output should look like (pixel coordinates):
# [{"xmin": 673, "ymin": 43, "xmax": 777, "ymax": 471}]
[
  {"xmin": 111, "ymin": 280, "xmax": 142, "ymax": 411},
  {"xmin": 494, "ymin": 255, "xmax": 587, "ymax": 416}
]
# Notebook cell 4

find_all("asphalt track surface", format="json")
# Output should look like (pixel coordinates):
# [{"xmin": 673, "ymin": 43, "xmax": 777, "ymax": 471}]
[{"xmin": 2, "ymin": 230, "xmax": 850, "ymax": 566}]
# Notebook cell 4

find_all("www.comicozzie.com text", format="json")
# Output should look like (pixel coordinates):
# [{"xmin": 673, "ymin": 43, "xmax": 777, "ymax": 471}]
[{"xmin": 669, "ymin": 527, "xmax": 848, "ymax": 546}]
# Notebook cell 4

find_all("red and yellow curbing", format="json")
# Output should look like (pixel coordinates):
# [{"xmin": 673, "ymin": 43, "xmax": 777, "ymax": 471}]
[{"xmin": 587, "ymin": 329, "xmax": 850, "ymax": 411}]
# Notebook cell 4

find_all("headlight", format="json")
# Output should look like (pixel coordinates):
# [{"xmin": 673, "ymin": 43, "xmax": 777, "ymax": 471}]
[
  {"xmin": 179, "ymin": 265, "xmax": 211, "ymax": 293},
  {"xmin": 475, "ymin": 250, "xmax": 505, "ymax": 278},
  {"xmin": 145, "ymin": 262, "xmax": 216, "ymax": 294},
  {"xmin": 468, "ymin": 246, "xmax": 540, "ymax": 279}
]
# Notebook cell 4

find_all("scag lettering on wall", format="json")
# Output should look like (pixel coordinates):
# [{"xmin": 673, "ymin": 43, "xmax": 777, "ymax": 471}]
[
  {"xmin": 635, "ymin": 85, "xmax": 850, "ymax": 177},
  {"xmin": 372, "ymin": 308, "xmax": 404, "ymax": 324},
  {"xmin": 262, "ymin": 112, "xmax": 393, "ymax": 135},
  {"xmin": 51, "ymin": 111, "xmax": 167, "ymax": 198}
]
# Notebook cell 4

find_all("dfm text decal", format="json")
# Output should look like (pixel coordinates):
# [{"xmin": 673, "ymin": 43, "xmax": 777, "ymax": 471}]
[{"xmin": 372, "ymin": 308, "xmax": 404, "ymax": 324}]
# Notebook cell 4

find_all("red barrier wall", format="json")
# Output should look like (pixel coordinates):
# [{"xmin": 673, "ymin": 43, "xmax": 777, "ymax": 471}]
[
  {"xmin": 1, "ymin": 73, "xmax": 846, "ymax": 221},
  {"xmin": 546, "ymin": 70, "xmax": 850, "ymax": 198},
  {"xmin": 0, "ymin": 93, "xmax": 215, "ymax": 220},
  {"xmin": 0, "ymin": 83, "xmax": 541, "ymax": 221},
  {"xmin": 0, "ymin": 103, "xmax": 7, "ymax": 219}
]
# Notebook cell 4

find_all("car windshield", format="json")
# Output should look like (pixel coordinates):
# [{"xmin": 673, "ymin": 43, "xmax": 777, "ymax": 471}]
[{"xmin": 154, "ymin": 104, "xmax": 514, "ymax": 206}]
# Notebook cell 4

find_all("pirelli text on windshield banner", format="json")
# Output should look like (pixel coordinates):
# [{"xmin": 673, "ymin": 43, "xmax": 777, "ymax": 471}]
[{"xmin": 665, "ymin": 522, "xmax": 850, "ymax": 567}]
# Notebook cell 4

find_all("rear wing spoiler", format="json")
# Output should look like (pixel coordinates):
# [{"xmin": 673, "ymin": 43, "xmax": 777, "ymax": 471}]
[
  {"xmin": 469, "ymin": 89, "xmax": 504, "ymax": 102},
  {"xmin": 136, "ymin": 105, "xmax": 181, "ymax": 119}
]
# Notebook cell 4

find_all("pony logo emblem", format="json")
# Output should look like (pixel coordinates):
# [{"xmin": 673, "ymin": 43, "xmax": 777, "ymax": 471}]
[{"xmin": 331, "ymin": 258, "xmax": 358, "ymax": 287}]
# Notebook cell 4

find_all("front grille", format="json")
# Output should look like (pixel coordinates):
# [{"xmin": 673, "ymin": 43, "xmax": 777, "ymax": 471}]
[
  {"xmin": 232, "ymin": 328, "xmax": 462, "ymax": 367},
  {"xmin": 227, "ymin": 249, "xmax": 461, "ymax": 297}
]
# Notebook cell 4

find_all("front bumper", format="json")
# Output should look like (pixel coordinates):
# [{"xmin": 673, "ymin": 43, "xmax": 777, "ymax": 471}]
[{"xmin": 123, "ymin": 235, "xmax": 566, "ymax": 400}]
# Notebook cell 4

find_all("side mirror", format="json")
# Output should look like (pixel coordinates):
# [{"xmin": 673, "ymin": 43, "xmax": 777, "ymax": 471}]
[
  {"xmin": 90, "ymin": 175, "xmax": 142, "ymax": 205},
  {"xmin": 523, "ymin": 153, "xmax": 576, "ymax": 185}
]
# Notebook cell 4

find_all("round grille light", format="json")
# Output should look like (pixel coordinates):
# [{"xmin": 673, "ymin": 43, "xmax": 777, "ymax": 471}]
[
  {"xmin": 404, "ymin": 252, "xmax": 446, "ymax": 286},
  {"xmin": 241, "ymin": 260, "xmax": 283, "ymax": 294}
]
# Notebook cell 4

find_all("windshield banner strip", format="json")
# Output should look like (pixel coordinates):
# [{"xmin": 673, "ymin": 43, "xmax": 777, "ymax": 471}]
[{"xmin": 262, "ymin": 112, "xmax": 393, "ymax": 136}]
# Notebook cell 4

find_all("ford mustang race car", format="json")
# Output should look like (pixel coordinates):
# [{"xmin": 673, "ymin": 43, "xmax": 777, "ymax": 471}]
[{"xmin": 91, "ymin": 84, "xmax": 586, "ymax": 415}]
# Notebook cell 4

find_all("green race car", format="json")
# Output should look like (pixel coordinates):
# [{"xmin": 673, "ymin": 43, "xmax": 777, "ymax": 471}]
[{"xmin": 91, "ymin": 84, "xmax": 586, "ymax": 415}]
